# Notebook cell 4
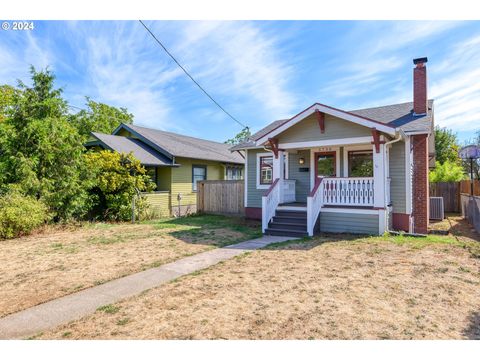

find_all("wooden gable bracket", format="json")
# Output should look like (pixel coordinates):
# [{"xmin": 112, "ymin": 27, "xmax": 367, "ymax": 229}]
[
  {"xmin": 315, "ymin": 110, "xmax": 325, "ymax": 134},
  {"xmin": 370, "ymin": 128, "xmax": 386, "ymax": 153},
  {"xmin": 268, "ymin": 138, "xmax": 280, "ymax": 159}
]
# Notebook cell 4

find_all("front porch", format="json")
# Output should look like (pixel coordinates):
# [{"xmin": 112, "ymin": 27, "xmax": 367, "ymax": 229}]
[{"xmin": 261, "ymin": 140, "xmax": 390, "ymax": 236}]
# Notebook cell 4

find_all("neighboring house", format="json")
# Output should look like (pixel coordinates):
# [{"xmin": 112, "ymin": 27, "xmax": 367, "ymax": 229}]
[
  {"xmin": 86, "ymin": 123, "xmax": 244, "ymax": 216},
  {"xmin": 231, "ymin": 57, "xmax": 435, "ymax": 236}
]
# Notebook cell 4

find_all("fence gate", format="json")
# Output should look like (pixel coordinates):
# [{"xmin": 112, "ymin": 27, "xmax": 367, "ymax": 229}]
[{"xmin": 197, "ymin": 180, "xmax": 244, "ymax": 216}]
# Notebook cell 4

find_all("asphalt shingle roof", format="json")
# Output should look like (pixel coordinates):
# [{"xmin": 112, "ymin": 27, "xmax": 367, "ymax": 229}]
[
  {"xmin": 89, "ymin": 132, "xmax": 173, "ymax": 166},
  {"xmin": 125, "ymin": 124, "xmax": 244, "ymax": 164},
  {"xmin": 230, "ymin": 100, "xmax": 434, "ymax": 150}
]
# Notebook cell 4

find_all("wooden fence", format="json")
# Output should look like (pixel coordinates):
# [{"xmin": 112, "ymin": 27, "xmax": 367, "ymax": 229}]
[
  {"xmin": 460, "ymin": 194, "xmax": 480, "ymax": 233},
  {"xmin": 197, "ymin": 180, "xmax": 244, "ymax": 216},
  {"xmin": 429, "ymin": 180, "xmax": 480, "ymax": 213}
]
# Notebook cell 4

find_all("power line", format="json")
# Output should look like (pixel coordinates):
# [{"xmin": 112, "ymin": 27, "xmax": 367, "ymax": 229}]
[{"xmin": 138, "ymin": 20, "xmax": 248, "ymax": 130}]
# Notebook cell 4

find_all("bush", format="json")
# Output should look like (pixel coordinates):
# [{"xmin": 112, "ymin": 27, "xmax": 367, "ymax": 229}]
[{"xmin": 0, "ymin": 192, "xmax": 49, "ymax": 239}]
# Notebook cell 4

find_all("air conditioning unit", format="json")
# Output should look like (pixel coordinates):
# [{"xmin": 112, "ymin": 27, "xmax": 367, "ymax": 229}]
[{"xmin": 430, "ymin": 197, "xmax": 444, "ymax": 220}]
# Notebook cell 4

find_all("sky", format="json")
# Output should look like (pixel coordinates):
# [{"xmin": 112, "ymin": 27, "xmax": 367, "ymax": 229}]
[{"xmin": 1, "ymin": 20, "xmax": 479, "ymax": 143}]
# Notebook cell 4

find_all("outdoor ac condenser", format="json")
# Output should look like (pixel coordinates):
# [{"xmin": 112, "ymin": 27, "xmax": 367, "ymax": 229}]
[{"xmin": 430, "ymin": 197, "xmax": 445, "ymax": 220}]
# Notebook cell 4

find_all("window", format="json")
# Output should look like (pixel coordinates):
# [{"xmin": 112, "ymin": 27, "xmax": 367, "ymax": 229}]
[
  {"xmin": 259, "ymin": 156, "xmax": 273, "ymax": 185},
  {"xmin": 348, "ymin": 150, "xmax": 373, "ymax": 177},
  {"xmin": 192, "ymin": 165, "xmax": 207, "ymax": 191},
  {"xmin": 146, "ymin": 167, "xmax": 157, "ymax": 190},
  {"xmin": 226, "ymin": 166, "xmax": 243, "ymax": 180}
]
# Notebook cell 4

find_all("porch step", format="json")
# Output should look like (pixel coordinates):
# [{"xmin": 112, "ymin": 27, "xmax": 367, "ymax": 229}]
[
  {"xmin": 265, "ymin": 209, "xmax": 309, "ymax": 238},
  {"xmin": 264, "ymin": 228, "xmax": 309, "ymax": 237}
]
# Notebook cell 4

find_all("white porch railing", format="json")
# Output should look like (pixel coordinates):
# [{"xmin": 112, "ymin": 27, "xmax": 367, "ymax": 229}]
[
  {"xmin": 322, "ymin": 177, "xmax": 374, "ymax": 206},
  {"xmin": 262, "ymin": 178, "xmax": 280, "ymax": 232},
  {"xmin": 307, "ymin": 179, "xmax": 324, "ymax": 236},
  {"xmin": 283, "ymin": 179, "xmax": 296, "ymax": 203}
]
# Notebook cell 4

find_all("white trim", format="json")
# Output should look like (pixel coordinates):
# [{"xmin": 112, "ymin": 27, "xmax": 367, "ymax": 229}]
[
  {"xmin": 254, "ymin": 103, "xmax": 396, "ymax": 146},
  {"xmin": 373, "ymin": 142, "xmax": 386, "ymax": 208},
  {"xmin": 320, "ymin": 207, "xmax": 381, "ymax": 215},
  {"xmin": 342, "ymin": 144, "xmax": 373, "ymax": 177},
  {"xmin": 405, "ymin": 136, "xmax": 413, "ymax": 214},
  {"xmin": 285, "ymin": 151, "xmax": 289, "ymax": 179},
  {"xmin": 378, "ymin": 209, "xmax": 387, "ymax": 234},
  {"xmin": 256, "ymin": 152, "xmax": 273, "ymax": 189},
  {"xmin": 403, "ymin": 130, "xmax": 431, "ymax": 135},
  {"xmin": 244, "ymin": 149, "xmax": 248, "ymax": 207},
  {"xmin": 278, "ymin": 136, "xmax": 373, "ymax": 150}
]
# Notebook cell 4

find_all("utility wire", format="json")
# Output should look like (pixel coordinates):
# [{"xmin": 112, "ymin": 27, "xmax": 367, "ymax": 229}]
[{"xmin": 138, "ymin": 20, "xmax": 248, "ymax": 130}]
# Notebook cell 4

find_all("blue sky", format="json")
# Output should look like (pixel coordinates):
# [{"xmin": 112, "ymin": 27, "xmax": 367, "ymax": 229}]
[{"xmin": 1, "ymin": 20, "xmax": 479, "ymax": 143}]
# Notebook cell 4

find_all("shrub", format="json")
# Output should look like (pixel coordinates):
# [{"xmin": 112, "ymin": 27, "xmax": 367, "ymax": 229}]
[{"xmin": 0, "ymin": 192, "xmax": 49, "ymax": 239}]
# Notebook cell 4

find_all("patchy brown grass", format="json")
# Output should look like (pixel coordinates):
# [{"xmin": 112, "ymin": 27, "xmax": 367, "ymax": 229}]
[
  {"xmin": 0, "ymin": 215, "xmax": 261, "ymax": 318},
  {"xmin": 40, "ymin": 225, "xmax": 480, "ymax": 340}
]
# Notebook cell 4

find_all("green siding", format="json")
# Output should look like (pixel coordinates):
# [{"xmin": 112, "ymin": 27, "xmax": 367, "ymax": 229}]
[
  {"xmin": 278, "ymin": 114, "xmax": 371, "ymax": 144},
  {"xmin": 246, "ymin": 149, "xmax": 267, "ymax": 208},
  {"xmin": 389, "ymin": 141, "xmax": 406, "ymax": 213},
  {"xmin": 320, "ymin": 212, "xmax": 379, "ymax": 234},
  {"xmin": 287, "ymin": 150, "xmax": 311, "ymax": 202}
]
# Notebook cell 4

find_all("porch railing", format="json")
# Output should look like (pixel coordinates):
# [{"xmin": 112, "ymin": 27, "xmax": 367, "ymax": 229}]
[
  {"xmin": 262, "ymin": 178, "xmax": 280, "ymax": 232},
  {"xmin": 283, "ymin": 179, "xmax": 296, "ymax": 203},
  {"xmin": 322, "ymin": 177, "xmax": 374, "ymax": 206},
  {"xmin": 307, "ymin": 178, "xmax": 324, "ymax": 236}
]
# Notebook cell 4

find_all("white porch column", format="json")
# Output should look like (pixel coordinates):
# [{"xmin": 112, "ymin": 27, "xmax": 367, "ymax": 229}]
[
  {"xmin": 273, "ymin": 150, "xmax": 285, "ymax": 203},
  {"xmin": 373, "ymin": 143, "xmax": 386, "ymax": 208}
]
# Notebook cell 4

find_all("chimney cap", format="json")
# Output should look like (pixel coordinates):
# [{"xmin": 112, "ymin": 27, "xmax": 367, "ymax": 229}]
[{"xmin": 413, "ymin": 57, "xmax": 428, "ymax": 65}]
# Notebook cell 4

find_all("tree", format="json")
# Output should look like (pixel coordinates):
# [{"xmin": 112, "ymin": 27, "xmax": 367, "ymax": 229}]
[
  {"xmin": 0, "ymin": 85, "xmax": 17, "ymax": 122},
  {"xmin": 434, "ymin": 126, "xmax": 461, "ymax": 164},
  {"xmin": 84, "ymin": 150, "xmax": 155, "ymax": 221},
  {"xmin": 70, "ymin": 97, "xmax": 134, "ymax": 140},
  {"xmin": 224, "ymin": 127, "xmax": 251, "ymax": 145},
  {"xmin": 429, "ymin": 160, "xmax": 467, "ymax": 182},
  {"xmin": 0, "ymin": 67, "xmax": 91, "ymax": 221}
]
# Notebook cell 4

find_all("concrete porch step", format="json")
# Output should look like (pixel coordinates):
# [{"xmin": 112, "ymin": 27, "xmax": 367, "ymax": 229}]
[{"xmin": 264, "ymin": 228, "xmax": 308, "ymax": 237}]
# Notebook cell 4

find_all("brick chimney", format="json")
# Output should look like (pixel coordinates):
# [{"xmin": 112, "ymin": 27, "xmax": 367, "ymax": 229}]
[{"xmin": 413, "ymin": 57, "xmax": 428, "ymax": 115}]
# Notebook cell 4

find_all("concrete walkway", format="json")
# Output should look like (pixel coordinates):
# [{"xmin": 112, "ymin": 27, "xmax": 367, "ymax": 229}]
[{"xmin": 0, "ymin": 235, "xmax": 295, "ymax": 339}]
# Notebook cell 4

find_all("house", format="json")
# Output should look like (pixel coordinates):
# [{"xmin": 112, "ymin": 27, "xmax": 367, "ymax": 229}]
[
  {"xmin": 86, "ymin": 123, "xmax": 245, "ymax": 216},
  {"xmin": 231, "ymin": 57, "xmax": 435, "ymax": 237}
]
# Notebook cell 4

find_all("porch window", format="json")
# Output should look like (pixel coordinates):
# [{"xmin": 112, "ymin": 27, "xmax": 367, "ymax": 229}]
[
  {"xmin": 348, "ymin": 150, "xmax": 373, "ymax": 177},
  {"xmin": 192, "ymin": 165, "xmax": 207, "ymax": 191},
  {"xmin": 259, "ymin": 156, "xmax": 273, "ymax": 185},
  {"xmin": 226, "ymin": 166, "xmax": 243, "ymax": 180}
]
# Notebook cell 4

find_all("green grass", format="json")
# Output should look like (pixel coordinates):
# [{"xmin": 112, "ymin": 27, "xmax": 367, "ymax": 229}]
[
  {"xmin": 96, "ymin": 304, "xmax": 120, "ymax": 314},
  {"xmin": 116, "ymin": 318, "xmax": 130, "ymax": 326},
  {"xmin": 87, "ymin": 235, "xmax": 126, "ymax": 245}
]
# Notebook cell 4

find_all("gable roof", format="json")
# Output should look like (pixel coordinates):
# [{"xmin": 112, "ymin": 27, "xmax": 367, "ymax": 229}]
[
  {"xmin": 114, "ymin": 124, "xmax": 244, "ymax": 164},
  {"xmin": 87, "ymin": 132, "xmax": 174, "ymax": 166},
  {"xmin": 230, "ymin": 100, "xmax": 434, "ymax": 151}
]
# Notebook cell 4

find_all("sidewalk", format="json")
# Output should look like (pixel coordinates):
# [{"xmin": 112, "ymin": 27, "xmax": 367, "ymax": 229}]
[{"xmin": 0, "ymin": 235, "xmax": 295, "ymax": 339}]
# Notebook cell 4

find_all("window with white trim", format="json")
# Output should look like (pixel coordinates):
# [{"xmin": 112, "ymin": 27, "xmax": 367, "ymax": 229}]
[
  {"xmin": 192, "ymin": 165, "xmax": 207, "ymax": 191},
  {"xmin": 348, "ymin": 150, "xmax": 373, "ymax": 177},
  {"xmin": 259, "ymin": 156, "xmax": 273, "ymax": 185}
]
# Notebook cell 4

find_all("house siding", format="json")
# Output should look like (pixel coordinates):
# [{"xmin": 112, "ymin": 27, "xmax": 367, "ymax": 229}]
[
  {"xmin": 320, "ymin": 212, "xmax": 379, "ymax": 234},
  {"xmin": 389, "ymin": 141, "xmax": 406, "ymax": 213},
  {"xmin": 278, "ymin": 113, "xmax": 372, "ymax": 144},
  {"xmin": 170, "ymin": 157, "xmax": 225, "ymax": 210},
  {"xmin": 246, "ymin": 149, "xmax": 267, "ymax": 208},
  {"xmin": 287, "ymin": 150, "xmax": 311, "ymax": 202},
  {"xmin": 143, "ymin": 192, "xmax": 171, "ymax": 217}
]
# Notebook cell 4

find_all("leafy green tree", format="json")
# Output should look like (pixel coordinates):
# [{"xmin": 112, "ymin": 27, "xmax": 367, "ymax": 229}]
[
  {"xmin": 0, "ymin": 85, "xmax": 17, "ymax": 122},
  {"xmin": 84, "ymin": 150, "xmax": 155, "ymax": 221},
  {"xmin": 0, "ymin": 67, "xmax": 91, "ymax": 221},
  {"xmin": 70, "ymin": 97, "xmax": 133, "ymax": 140},
  {"xmin": 434, "ymin": 126, "xmax": 461, "ymax": 164},
  {"xmin": 224, "ymin": 127, "xmax": 251, "ymax": 145},
  {"xmin": 429, "ymin": 160, "xmax": 467, "ymax": 182}
]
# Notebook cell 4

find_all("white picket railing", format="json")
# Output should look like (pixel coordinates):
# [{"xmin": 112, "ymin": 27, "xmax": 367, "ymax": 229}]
[
  {"xmin": 307, "ymin": 179, "xmax": 324, "ymax": 236},
  {"xmin": 262, "ymin": 178, "xmax": 280, "ymax": 232},
  {"xmin": 322, "ymin": 177, "xmax": 374, "ymax": 206}
]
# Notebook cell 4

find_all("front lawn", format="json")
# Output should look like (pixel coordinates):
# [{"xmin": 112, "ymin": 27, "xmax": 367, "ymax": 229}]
[
  {"xmin": 38, "ymin": 225, "xmax": 480, "ymax": 340},
  {"xmin": 0, "ymin": 214, "xmax": 261, "ymax": 318}
]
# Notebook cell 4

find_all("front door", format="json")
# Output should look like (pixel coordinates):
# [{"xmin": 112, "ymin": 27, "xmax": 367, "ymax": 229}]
[{"xmin": 314, "ymin": 151, "xmax": 336, "ymax": 179}]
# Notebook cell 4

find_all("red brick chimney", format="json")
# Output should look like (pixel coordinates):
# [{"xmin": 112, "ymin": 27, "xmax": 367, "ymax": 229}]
[{"xmin": 413, "ymin": 57, "xmax": 428, "ymax": 115}]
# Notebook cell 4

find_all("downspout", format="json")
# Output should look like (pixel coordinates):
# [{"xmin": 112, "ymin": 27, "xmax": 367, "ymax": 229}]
[{"xmin": 383, "ymin": 130, "xmax": 404, "ymax": 232}]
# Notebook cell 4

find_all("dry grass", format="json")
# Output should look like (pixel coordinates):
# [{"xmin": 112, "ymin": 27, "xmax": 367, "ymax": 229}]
[
  {"xmin": 39, "ymin": 222, "xmax": 480, "ymax": 340},
  {"xmin": 0, "ymin": 215, "xmax": 261, "ymax": 318}
]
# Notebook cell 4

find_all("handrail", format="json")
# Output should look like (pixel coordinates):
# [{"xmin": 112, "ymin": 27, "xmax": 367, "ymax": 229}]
[
  {"xmin": 309, "ymin": 178, "xmax": 323, "ymax": 197},
  {"xmin": 265, "ymin": 178, "xmax": 280, "ymax": 196}
]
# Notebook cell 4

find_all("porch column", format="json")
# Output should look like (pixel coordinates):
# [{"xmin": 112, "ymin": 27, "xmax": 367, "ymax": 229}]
[
  {"xmin": 273, "ymin": 150, "xmax": 285, "ymax": 202},
  {"xmin": 373, "ymin": 142, "xmax": 386, "ymax": 208}
]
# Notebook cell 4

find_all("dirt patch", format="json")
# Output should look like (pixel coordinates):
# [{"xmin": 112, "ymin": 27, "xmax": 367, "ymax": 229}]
[
  {"xmin": 40, "ymin": 235, "xmax": 480, "ymax": 340},
  {"xmin": 0, "ymin": 215, "xmax": 260, "ymax": 318}
]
